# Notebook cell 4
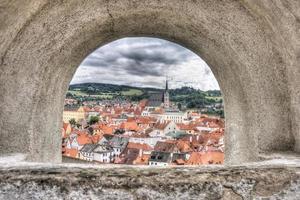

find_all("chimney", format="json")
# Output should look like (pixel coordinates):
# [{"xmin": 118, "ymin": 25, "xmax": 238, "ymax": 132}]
[
  {"xmin": 189, "ymin": 136, "xmax": 192, "ymax": 143},
  {"xmin": 196, "ymin": 135, "xmax": 199, "ymax": 141},
  {"xmin": 139, "ymin": 149, "xmax": 143, "ymax": 157}
]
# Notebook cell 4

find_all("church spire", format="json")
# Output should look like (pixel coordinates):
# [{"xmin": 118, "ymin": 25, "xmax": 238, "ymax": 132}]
[
  {"xmin": 164, "ymin": 76, "xmax": 170, "ymax": 109},
  {"xmin": 165, "ymin": 78, "xmax": 168, "ymax": 91}
]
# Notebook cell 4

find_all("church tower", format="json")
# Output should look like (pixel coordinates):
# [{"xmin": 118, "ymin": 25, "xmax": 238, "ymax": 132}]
[{"xmin": 164, "ymin": 79, "xmax": 170, "ymax": 109}]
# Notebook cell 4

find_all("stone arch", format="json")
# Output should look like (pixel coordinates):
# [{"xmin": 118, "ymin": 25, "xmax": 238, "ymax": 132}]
[{"xmin": 0, "ymin": 0, "xmax": 298, "ymax": 164}]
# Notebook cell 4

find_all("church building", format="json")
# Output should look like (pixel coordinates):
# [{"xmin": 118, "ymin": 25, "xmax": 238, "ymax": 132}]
[{"xmin": 145, "ymin": 78, "xmax": 170, "ymax": 109}]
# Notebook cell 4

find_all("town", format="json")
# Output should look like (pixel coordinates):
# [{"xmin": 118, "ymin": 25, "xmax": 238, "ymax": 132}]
[{"xmin": 62, "ymin": 80, "xmax": 225, "ymax": 166}]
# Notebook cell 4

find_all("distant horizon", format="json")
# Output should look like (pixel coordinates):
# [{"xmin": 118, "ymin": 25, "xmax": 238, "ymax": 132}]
[
  {"xmin": 70, "ymin": 37, "xmax": 220, "ymax": 91},
  {"xmin": 69, "ymin": 82, "xmax": 221, "ymax": 92}
]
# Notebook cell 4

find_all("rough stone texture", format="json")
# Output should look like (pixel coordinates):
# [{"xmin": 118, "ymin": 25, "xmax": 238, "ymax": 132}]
[
  {"xmin": 0, "ymin": 0, "xmax": 299, "ymax": 164},
  {"xmin": 0, "ymin": 165, "xmax": 299, "ymax": 200}
]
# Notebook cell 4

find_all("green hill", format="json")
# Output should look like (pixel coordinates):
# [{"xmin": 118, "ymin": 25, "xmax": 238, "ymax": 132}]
[{"xmin": 67, "ymin": 83, "xmax": 223, "ymax": 115}]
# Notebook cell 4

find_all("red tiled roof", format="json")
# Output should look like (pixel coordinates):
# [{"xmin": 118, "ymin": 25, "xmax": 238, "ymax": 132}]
[
  {"xmin": 186, "ymin": 152, "xmax": 202, "ymax": 165},
  {"xmin": 176, "ymin": 123, "xmax": 197, "ymax": 131},
  {"xmin": 176, "ymin": 140, "xmax": 193, "ymax": 152},
  {"xmin": 154, "ymin": 141, "xmax": 178, "ymax": 152},
  {"xmin": 96, "ymin": 124, "xmax": 114, "ymax": 135},
  {"xmin": 77, "ymin": 133, "xmax": 92, "ymax": 145},
  {"xmin": 174, "ymin": 158, "xmax": 186, "ymax": 165},
  {"xmin": 154, "ymin": 121, "xmax": 171, "ymax": 130},
  {"xmin": 127, "ymin": 142, "xmax": 153, "ymax": 151},
  {"xmin": 199, "ymin": 151, "xmax": 224, "ymax": 164},
  {"xmin": 134, "ymin": 154, "xmax": 150, "ymax": 165},
  {"xmin": 120, "ymin": 121, "xmax": 140, "ymax": 131},
  {"xmin": 195, "ymin": 117, "xmax": 225, "ymax": 128},
  {"xmin": 136, "ymin": 117, "xmax": 156, "ymax": 124},
  {"xmin": 64, "ymin": 148, "xmax": 78, "ymax": 158},
  {"xmin": 186, "ymin": 151, "xmax": 224, "ymax": 165}
]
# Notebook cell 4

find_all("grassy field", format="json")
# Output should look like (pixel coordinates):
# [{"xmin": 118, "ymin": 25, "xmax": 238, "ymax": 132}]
[
  {"xmin": 68, "ymin": 90, "xmax": 89, "ymax": 96},
  {"xmin": 69, "ymin": 90, "xmax": 114, "ymax": 98},
  {"xmin": 205, "ymin": 96, "xmax": 223, "ymax": 101},
  {"xmin": 121, "ymin": 89, "xmax": 143, "ymax": 96}
]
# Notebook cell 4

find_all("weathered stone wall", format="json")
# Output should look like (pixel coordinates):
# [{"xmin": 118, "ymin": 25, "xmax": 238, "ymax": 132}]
[
  {"xmin": 0, "ymin": 166, "xmax": 299, "ymax": 200},
  {"xmin": 0, "ymin": 0, "xmax": 299, "ymax": 164}
]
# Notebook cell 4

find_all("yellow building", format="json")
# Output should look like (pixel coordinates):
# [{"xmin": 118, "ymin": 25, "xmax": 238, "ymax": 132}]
[{"xmin": 63, "ymin": 106, "xmax": 86, "ymax": 123}]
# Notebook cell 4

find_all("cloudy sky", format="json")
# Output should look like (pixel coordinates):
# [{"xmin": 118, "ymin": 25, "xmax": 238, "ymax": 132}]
[{"xmin": 71, "ymin": 37, "xmax": 219, "ymax": 91}]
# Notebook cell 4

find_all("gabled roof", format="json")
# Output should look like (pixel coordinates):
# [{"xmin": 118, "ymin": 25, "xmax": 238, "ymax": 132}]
[
  {"xmin": 145, "ymin": 128, "xmax": 154, "ymax": 135},
  {"xmin": 153, "ymin": 121, "xmax": 171, "ymax": 130},
  {"xmin": 171, "ymin": 153, "xmax": 188, "ymax": 162},
  {"xmin": 165, "ymin": 131, "xmax": 188, "ymax": 139},
  {"xmin": 186, "ymin": 152, "xmax": 224, "ymax": 165},
  {"xmin": 176, "ymin": 123, "xmax": 197, "ymax": 131},
  {"xmin": 200, "ymin": 151, "xmax": 224, "ymax": 164},
  {"xmin": 134, "ymin": 154, "xmax": 150, "ymax": 165},
  {"xmin": 118, "ymin": 148, "xmax": 140, "ymax": 165},
  {"xmin": 119, "ymin": 121, "xmax": 140, "ymax": 131},
  {"xmin": 149, "ymin": 151, "xmax": 172, "ymax": 163},
  {"xmin": 127, "ymin": 142, "xmax": 153, "ymax": 151},
  {"xmin": 186, "ymin": 152, "xmax": 202, "ymax": 165},
  {"xmin": 64, "ymin": 148, "xmax": 78, "ymax": 158},
  {"xmin": 154, "ymin": 141, "xmax": 178, "ymax": 153},
  {"xmin": 93, "ymin": 144, "xmax": 113, "ymax": 153},
  {"xmin": 97, "ymin": 124, "xmax": 114, "ymax": 135},
  {"xmin": 136, "ymin": 116, "xmax": 156, "ymax": 124},
  {"xmin": 99, "ymin": 134, "xmax": 114, "ymax": 143},
  {"xmin": 108, "ymin": 136, "xmax": 129, "ymax": 149},
  {"xmin": 77, "ymin": 133, "xmax": 93, "ymax": 145},
  {"xmin": 176, "ymin": 140, "xmax": 193, "ymax": 152},
  {"xmin": 196, "ymin": 117, "xmax": 225, "ymax": 128},
  {"xmin": 174, "ymin": 158, "xmax": 185, "ymax": 165},
  {"xmin": 80, "ymin": 144, "xmax": 98, "ymax": 153}
]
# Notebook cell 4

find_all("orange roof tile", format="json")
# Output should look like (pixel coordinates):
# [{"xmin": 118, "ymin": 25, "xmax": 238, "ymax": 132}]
[
  {"xmin": 186, "ymin": 152, "xmax": 202, "ymax": 165},
  {"xmin": 174, "ymin": 158, "xmax": 186, "ymax": 165},
  {"xmin": 97, "ymin": 124, "xmax": 114, "ymax": 135},
  {"xmin": 127, "ymin": 142, "xmax": 153, "ymax": 151},
  {"xmin": 176, "ymin": 140, "xmax": 193, "ymax": 152},
  {"xmin": 177, "ymin": 123, "xmax": 197, "ymax": 131},
  {"xmin": 77, "ymin": 133, "xmax": 92, "ymax": 145},
  {"xmin": 64, "ymin": 148, "xmax": 79, "ymax": 158},
  {"xmin": 134, "ymin": 154, "xmax": 150, "ymax": 165},
  {"xmin": 120, "ymin": 121, "xmax": 140, "ymax": 131},
  {"xmin": 154, "ymin": 121, "xmax": 171, "ymax": 130},
  {"xmin": 199, "ymin": 151, "xmax": 224, "ymax": 164}
]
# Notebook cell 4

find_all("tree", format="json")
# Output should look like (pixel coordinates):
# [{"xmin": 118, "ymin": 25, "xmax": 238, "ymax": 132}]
[
  {"xmin": 177, "ymin": 103, "xmax": 182, "ymax": 111},
  {"xmin": 89, "ymin": 116, "xmax": 99, "ymax": 125},
  {"xmin": 66, "ymin": 92, "xmax": 74, "ymax": 98},
  {"xmin": 69, "ymin": 118, "xmax": 76, "ymax": 126}
]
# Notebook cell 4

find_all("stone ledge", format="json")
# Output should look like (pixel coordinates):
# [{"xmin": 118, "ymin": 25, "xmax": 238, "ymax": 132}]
[
  {"xmin": 0, "ymin": 165, "xmax": 299, "ymax": 200},
  {"xmin": 1, "ymin": 153, "xmax": 300, "ymax": 199}
]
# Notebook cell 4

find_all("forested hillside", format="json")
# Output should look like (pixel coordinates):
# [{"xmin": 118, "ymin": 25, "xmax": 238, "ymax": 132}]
[{"xmin": 67, "ymin": 83, "xmax": 223, "ymax": 114}]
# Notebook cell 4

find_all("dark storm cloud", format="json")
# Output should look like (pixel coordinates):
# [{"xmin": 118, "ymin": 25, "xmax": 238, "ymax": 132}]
[
  {"xmin": 80, "ymin": 37, "xmax": 192, "ymax": 77},
  {"xmin": 72, "ymin": 37, "xmax": 220, "ymax": 90}
]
